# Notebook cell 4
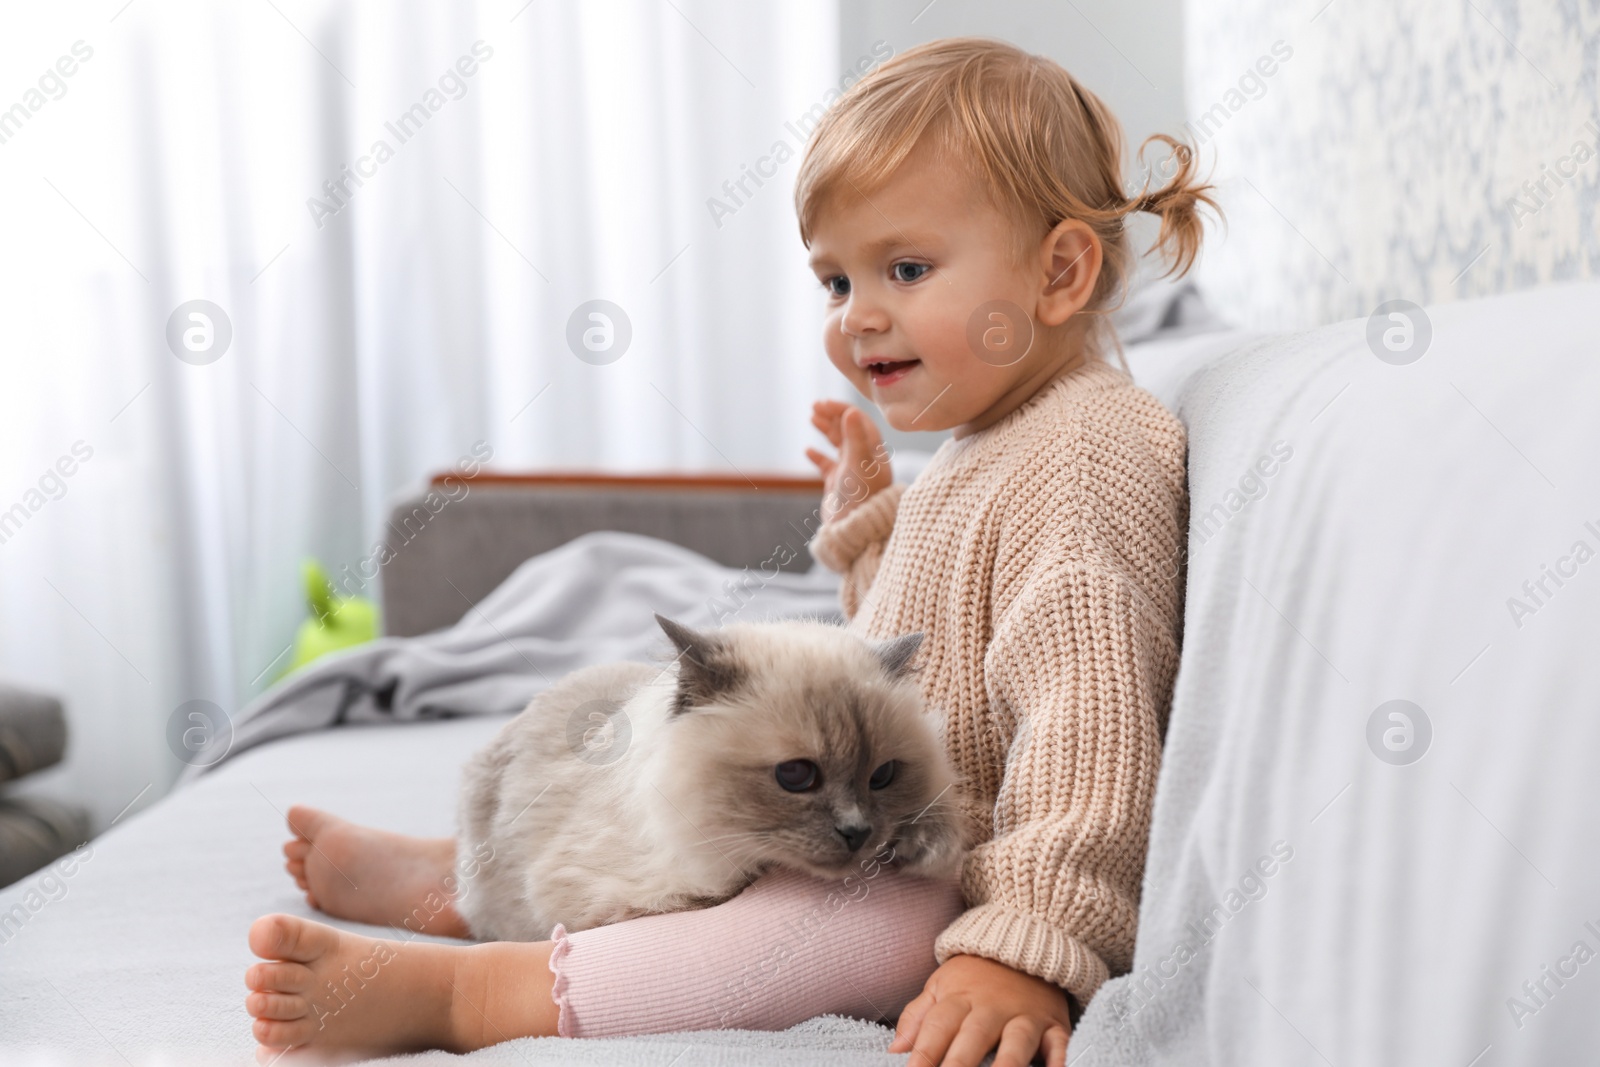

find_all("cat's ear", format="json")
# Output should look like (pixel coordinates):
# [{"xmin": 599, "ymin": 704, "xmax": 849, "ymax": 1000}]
[
  {"xmin": 655, "ymin": 614, "xmax": 741, "ymax": 713},
  {"xmin": 874, "ymin": 632, "xmax": 923, "ymax": 680}
]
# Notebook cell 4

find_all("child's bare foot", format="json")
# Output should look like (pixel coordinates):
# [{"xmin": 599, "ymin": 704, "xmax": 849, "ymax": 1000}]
[
  {"xmin": 245, "ymin": 913, "xmax": 558, "ymax": 1059},
  {"xmin": 281, "ymin": 806, "xmax": 469, "ymax": 938}
]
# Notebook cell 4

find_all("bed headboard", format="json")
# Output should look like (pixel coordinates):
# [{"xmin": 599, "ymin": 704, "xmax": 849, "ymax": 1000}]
[
  {"xmin": 1183, "ymin": 0, "xmax": 1598, "ymax": 331},
  {"xmin": 379, "ymin": 472, "xmax": 826, "ymax": 638}
]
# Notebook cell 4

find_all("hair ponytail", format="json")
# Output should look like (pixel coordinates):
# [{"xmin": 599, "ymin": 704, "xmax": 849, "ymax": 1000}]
[{"xmin": 1125, "ymin": 133, "xmax": 1220, "ymax": 280}]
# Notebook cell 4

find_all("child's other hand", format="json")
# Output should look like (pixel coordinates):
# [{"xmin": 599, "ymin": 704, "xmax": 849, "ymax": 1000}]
[
  {"xmin": 889, "ymin": 954, "xmax": 1073, "ymax": 1067},
  {"xmin": 806, "ymin": 400, "xmax": 893, "ymax": 524}
]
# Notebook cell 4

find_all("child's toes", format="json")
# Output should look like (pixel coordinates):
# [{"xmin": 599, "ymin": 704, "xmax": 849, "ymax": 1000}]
[
  {"xmin": 249, "ymin": 913, "xmax": 340, "ymax": 964},
  {"xmin": 283, "ymin": 838, "xmax": 311, "ymax": 863},
  {"xmin": 245, "ymin": 960, "xmax": 313, "ymax": 994},
  {"xmin": 285, "ymin": 805, "xmax": 333, "ymax": 843},
  {"xmin": 285, "ymin": 857, "xmax": 309, "ymax": 890},
  {"xmin": 247, "ymin": 991, "xmax": 309, "ymax": 1021},
  {"xmin": 254, "ymin": 1015, "xmax": 316, "ymax": 1049}
]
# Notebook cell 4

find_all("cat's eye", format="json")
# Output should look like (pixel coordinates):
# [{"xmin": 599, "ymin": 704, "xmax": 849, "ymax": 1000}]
[
  {"xmin": 775, "ymin": 759, "xmax": 820, "ymax": 792},
  {"xmin": 869, "ymin": 760, "xmax": 897, "ymax": 790}
]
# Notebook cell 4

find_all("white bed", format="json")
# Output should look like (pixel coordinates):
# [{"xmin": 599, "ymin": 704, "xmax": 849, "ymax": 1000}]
[{"xmin": 3, "ymin": 715, "xmax": 500, "ymax": 1063}]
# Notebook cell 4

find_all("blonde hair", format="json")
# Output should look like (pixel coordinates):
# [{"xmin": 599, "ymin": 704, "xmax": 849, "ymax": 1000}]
[{"xmin": 795, "ymin": 37, "xmax": 1219, "ymax": 357}]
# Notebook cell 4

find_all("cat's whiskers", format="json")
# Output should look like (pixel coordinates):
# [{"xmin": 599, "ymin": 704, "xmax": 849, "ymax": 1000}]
[
  {"xmin": 907, "ymin": 783, "xmax": 955, "ymax": 824},
  {"xmin": 696, "ymin": 829, "xmax": 782, "ymax": 846},
  {"xmin": 712, "ymin": 831, "xmax": 799, "ymax": 867}
]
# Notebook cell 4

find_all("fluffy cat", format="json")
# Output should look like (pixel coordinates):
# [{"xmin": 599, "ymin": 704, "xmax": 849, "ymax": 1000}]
[{"xmin": 453, "ymin": 613, "xmax": 967, "ymax": 941}]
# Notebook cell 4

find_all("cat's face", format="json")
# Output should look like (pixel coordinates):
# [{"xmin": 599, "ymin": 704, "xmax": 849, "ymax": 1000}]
[{"xmin": 651, "ymin": 615, "xmax": 969, "ymax": 881}]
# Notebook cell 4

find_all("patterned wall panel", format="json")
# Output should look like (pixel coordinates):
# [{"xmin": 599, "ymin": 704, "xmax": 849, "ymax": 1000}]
[{"xmin": 1181, "ymin": 0, "xmax": 1599, "ymax": 330}]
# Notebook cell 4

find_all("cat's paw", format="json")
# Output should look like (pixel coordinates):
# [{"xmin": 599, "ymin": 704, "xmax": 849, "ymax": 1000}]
[{"xmin": 888, "ymin": 808, "xmax": 971, "ymax": 878}]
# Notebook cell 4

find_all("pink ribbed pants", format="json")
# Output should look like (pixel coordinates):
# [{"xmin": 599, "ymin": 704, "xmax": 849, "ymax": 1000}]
[{"xmin": 548, "ymin": 867, "xmax": 965, "ymax": 1037}]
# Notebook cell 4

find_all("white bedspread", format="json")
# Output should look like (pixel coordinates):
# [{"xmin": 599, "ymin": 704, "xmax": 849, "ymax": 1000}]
[{"xmin": 1074, "ymin": 281, "xmax": 1600, "ymax": 1064}]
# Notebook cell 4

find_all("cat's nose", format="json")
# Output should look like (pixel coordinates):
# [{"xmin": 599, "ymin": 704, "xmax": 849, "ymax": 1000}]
[{"xmin": 836, "ymin": 824, "xmax": 871, "ymax": 852}]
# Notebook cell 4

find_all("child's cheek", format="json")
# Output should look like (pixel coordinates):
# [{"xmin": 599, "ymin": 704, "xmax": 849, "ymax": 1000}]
[
  {"xmin": 823, "ymin": 314, "xmax": 860, "ymax": 380},
  {"xmin": 914, "ymin": 310, "xmax": 982, "ymax": 393}
]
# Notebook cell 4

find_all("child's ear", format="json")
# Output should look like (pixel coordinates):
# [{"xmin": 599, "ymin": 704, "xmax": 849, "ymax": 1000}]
[{"xmin": 1035, "ymin": 219, "xmax": 1101, "ymax": 327}]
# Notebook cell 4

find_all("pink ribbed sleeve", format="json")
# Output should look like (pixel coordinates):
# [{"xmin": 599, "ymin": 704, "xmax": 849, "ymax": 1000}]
[{"xmin": 546, "ymin": 867, "xmax": 963, "ymax": 1037}]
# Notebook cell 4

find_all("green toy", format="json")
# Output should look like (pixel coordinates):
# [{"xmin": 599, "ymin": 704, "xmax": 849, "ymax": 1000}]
[{"xmin": 283, "ymin": 560, "xmax": 379, "ymax": 677}]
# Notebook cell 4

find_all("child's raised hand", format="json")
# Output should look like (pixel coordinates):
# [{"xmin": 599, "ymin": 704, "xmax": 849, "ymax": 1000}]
[
  {"xmin": 888, "ymin": 954, "xmax": 1073, "ymax": 1067},
  {"xmin": 805, "ymin": 399, "xmax": 893, "ymax": 524}
]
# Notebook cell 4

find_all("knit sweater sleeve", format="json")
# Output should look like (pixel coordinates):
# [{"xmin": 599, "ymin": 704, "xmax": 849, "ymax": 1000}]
[
  {"xmin": 806, "ymin": 484, "xmax": 904, "ymax": 620},
  {"xmin": 932, "ymin": 549, "xmax": 1176, "ymax": 1003}
]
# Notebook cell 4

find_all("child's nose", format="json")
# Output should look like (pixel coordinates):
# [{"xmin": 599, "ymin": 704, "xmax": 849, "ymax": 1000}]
[{"xmin": 840, "ymin": 294, "xmax": 890, "ymax": 337}]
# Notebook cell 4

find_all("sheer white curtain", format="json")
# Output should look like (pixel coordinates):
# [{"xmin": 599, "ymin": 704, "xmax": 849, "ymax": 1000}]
[{"xmin": 0, "ymin": 0, "xmax": 841, "ymax": 827}]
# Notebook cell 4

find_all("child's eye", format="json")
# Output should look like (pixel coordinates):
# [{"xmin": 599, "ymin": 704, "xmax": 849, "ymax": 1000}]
[
  {"xmin": 892, "ymin": 262, "xmax": 930, "ymax": 283},
  {"xmin": 822, "ymin": 275, "xmax": 850, "ymax": 298}
]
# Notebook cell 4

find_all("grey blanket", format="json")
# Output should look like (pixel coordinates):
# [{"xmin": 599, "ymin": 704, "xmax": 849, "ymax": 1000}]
[{"xmin": 185, "ymin": 531, "xmax": 845, "ymax": 780}]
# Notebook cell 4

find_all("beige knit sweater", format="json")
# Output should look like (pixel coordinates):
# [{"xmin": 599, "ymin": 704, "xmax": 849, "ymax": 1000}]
[{"xmin": 808, "ymin": 359, "xmax": 1187, "ymax": 1003}]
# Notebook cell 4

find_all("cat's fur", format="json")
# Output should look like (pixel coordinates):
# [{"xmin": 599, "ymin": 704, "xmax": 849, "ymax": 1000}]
[{"xmin": 453, "ymin": 613, "xmax": 967, "ymax": 941}]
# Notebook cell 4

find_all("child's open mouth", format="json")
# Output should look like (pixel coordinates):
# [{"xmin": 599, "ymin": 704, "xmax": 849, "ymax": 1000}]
[{"xmin": 866, "ymin": 359, "xmax": 919, "ymax": 387}]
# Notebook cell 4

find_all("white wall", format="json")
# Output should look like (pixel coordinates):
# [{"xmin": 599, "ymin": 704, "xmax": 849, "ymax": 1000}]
[{"xmin": 840, "ymin": 0, "xmax": 1187, "ymax": 151}]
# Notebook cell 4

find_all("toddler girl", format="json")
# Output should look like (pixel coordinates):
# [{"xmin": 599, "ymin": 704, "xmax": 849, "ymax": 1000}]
[{"xmin": 244, "ymin": 36, "xmax": 1212, "ymax": 1067}]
